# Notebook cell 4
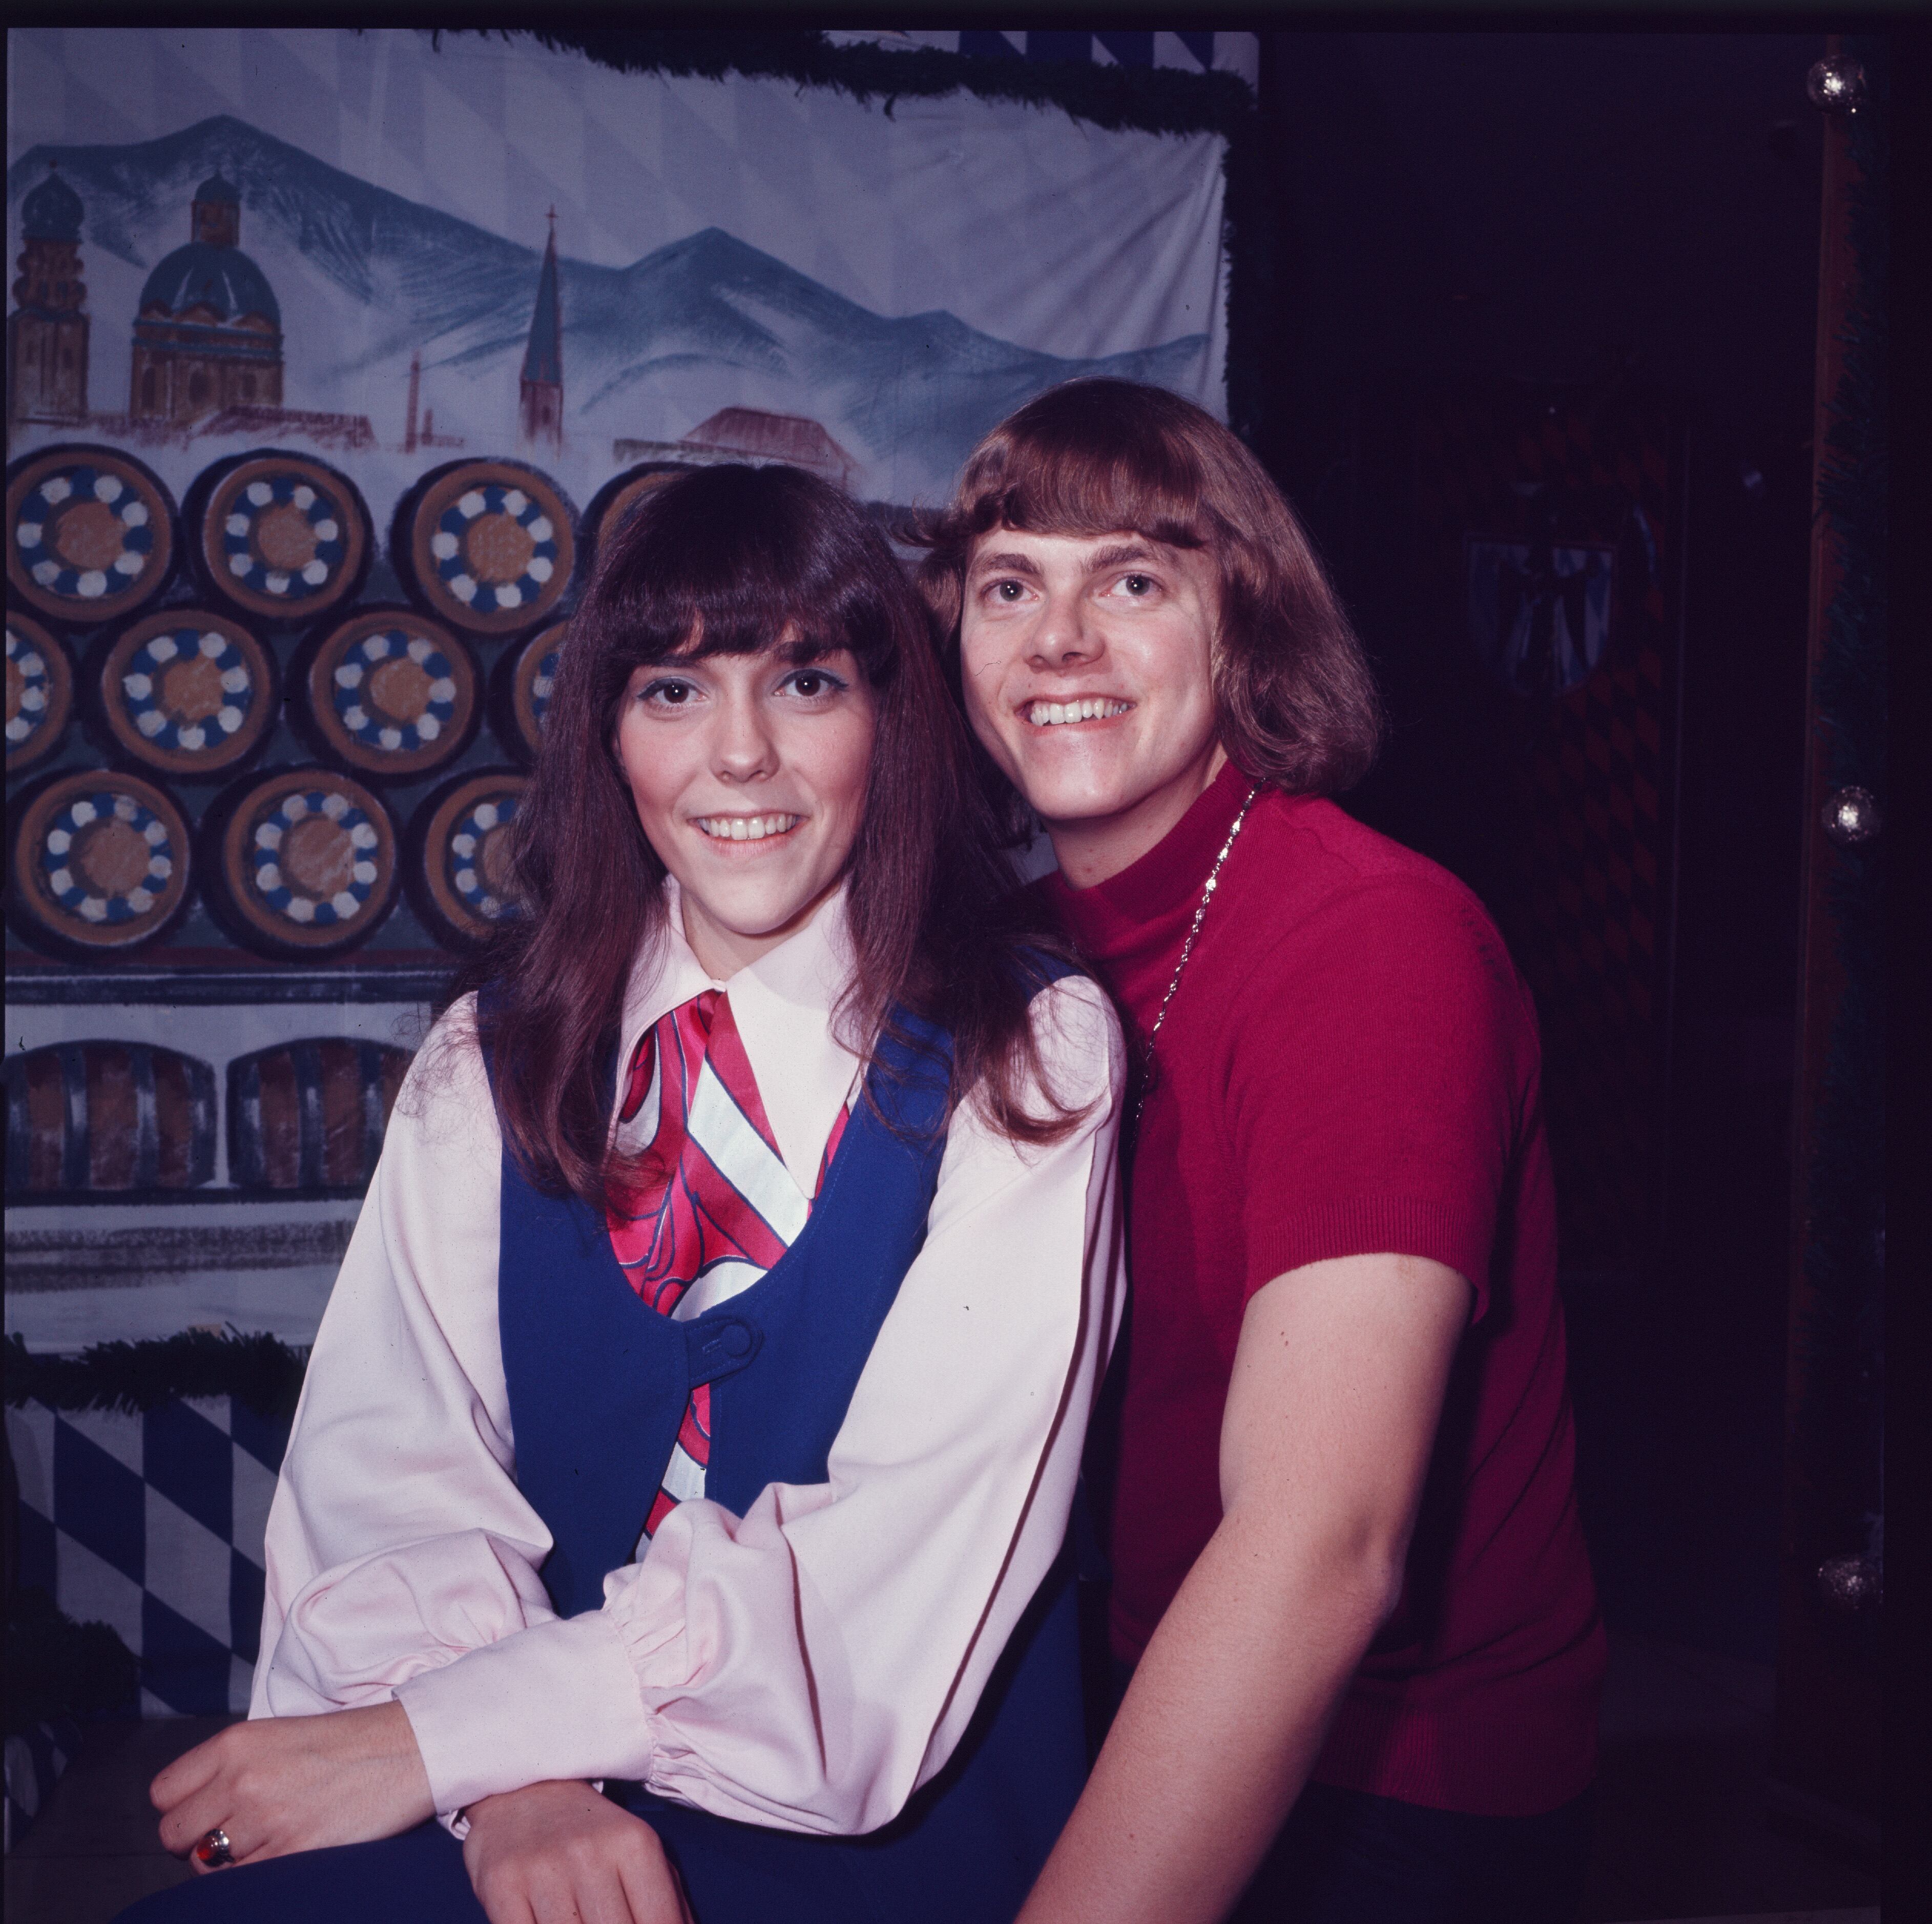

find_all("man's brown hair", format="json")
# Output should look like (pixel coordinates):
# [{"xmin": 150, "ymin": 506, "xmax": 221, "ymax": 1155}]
[{"xmin": 919, "ymin": 378, "xmax": 1381, "ymax": 801}]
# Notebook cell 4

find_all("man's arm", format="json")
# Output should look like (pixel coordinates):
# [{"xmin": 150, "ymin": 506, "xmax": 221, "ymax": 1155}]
[{"xmin": 1016, "ymin": 1251, "xmax": 1470, "ymax": 1924}]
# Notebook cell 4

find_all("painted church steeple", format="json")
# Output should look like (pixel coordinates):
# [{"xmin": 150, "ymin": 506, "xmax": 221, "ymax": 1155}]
[{"xmin": 519, "ymin": 210, "xmax": 563, "ymax": 453}]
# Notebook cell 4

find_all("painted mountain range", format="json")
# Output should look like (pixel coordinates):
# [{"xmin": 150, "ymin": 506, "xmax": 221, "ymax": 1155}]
[{"xmin": 7, "ymin": 115, "xmax": 1210, "ymax": 501}]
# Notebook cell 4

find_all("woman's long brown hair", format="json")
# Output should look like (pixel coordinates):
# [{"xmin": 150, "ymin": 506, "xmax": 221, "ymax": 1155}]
[{"xmin": 450, "ymin": 463, "xmax": 1082, "ymax": 1208}]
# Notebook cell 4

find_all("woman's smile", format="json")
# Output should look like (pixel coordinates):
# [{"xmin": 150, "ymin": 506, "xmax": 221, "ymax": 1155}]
[
  {"xmin": 615, "ymin": 642, "xmax": 874, "ymax": 976},
  {"xmin": 690, "ymin": 811, "xmax": 806, "ymax": 842}
]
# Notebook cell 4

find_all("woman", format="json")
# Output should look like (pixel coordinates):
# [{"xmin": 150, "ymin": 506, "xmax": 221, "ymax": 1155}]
[{"xmin": 127, "ymin": 464, "xmax": 1124, "ymax": 1924}]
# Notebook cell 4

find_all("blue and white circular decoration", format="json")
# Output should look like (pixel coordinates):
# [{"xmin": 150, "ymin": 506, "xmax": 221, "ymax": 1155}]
[
  {"xmin": 505, "ymin": 620, "xmax": 568, "ymax": 761},
  {"xmin": 7, "ymin": 449, "xmax": 175, "ymax": 624},
  {"xmin": 200, "ymin": 455, "xmax": 367, "ymax": 620},
  {"xmin": 447, "ymin": 792, "xmax": 518, "ymax": 917},
  {"xmin": 11, "ymin": 770, "xmax": 191, "ymax": 952},
  {"xmin": 6, "ymin": 613, "xmax": 73, "ymax": 773},
  {"xmin": 41, "ymin": 790, "xmax": 175, "ymax": 923},
  {"xmin": 252, "ymin": 789, "xmax": 378, "ymax": 925},
  {"xmin": 304, "ymin": 609, "xmax": 475, "ymax": 778},
  {"xmin": 405, "ymin": 462, "xmax": 574, "ymax": 635},
  {"xmin": 413, "ymin": 771, "xmax": 529, "ymax": 945},
  {"xmin": 101, "ymin": 609, "xmax": 275, "ymax": 776},
  {"xmin": 330, "ymin": 628, "xmax": 454, "ymax": 751},
  {"xmin": 431, "ymin": 487, "xmax": 556, "ymax": 616},
  {"xmin": 218, "ymin": 768, "xmax": 398, "ymax": 953},
  {"xmin": 528, "ymin": 649, "xmax": 557, "ymax": 722}
]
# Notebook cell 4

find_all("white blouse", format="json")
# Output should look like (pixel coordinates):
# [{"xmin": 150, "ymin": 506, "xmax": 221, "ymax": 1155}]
[{"xmin": 250, "ymin": 885, "xmax": 1126, "ymax": 1837}]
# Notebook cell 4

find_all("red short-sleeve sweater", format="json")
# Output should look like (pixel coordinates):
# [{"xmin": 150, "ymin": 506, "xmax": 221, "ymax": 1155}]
[{"xmin": 1040, "ymin": 761, "xmax": 1606, "ymax": 1817}]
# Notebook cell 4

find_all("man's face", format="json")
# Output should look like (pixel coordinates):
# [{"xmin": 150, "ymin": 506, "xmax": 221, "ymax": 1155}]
[{"xmin": 959, "ymin": 528, "xmax": 1223, "ymax": 884}]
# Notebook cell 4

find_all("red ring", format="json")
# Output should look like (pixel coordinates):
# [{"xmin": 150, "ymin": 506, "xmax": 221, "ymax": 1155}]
[{"xmin": 194, "ymin": 1827, "xmax": 235, "ymax": 1867}]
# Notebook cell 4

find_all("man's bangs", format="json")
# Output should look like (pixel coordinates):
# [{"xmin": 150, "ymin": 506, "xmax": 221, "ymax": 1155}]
[{"xmin": 962, "ymin": 441, "xmax": 1212, "ymax": 554}]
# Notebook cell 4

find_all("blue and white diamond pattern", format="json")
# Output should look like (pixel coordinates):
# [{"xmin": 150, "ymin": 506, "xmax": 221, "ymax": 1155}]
[
  {"xmin": 15, "ymin": 466, "xmax": 155, "ymax": 604},
  {"xmin": 223, "ymin": 475, "xmax": 348, "ymax": 602},
  {"xmin": 39, "ymin": 790, "xmax": 177, "ymax": 926},
  {"xmin": 825, "ymin": 30, "xmax": 1258, "ymax": 89},
  {"xmin": 331, "ymin": 627, "xmax": 458, "ymax": 752},
  {"xmin": 433, "ymin": 486, "xmax": 558, "ymax": 616},
  {"xmin": 6, "ymin": 1397, "xmax": 291, "ymax": 1718},
  {"xmin": 120, "ymin": 625, "xmax": 256, "ymax": 753},
  {"xmin": 251, "ymin": 788, "xmax": 382, "ymax": 926}
]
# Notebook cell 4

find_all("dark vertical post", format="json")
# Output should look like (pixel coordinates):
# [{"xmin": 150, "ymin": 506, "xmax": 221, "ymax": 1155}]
[{"xmin": 1771, "ymin": 31, "xmax": 1885, "ymax": 1860}]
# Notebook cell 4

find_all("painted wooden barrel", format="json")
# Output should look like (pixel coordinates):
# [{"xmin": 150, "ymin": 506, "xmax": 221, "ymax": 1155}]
[
  {"xmin": 5, "ymin": 445, "xmax": 176, "ymax": 627},
  {"xmin": 6, "ymin": 1041, "xmax": 217, "ymax": 1194},
  {"xmin": 7, "ymin": 769, "xmax": 193, "ymax": 955},
  {"xmin": 407, "ymin": 769, "xmax": 528, "ymax": 947},
  {"xmin": 6, "ymin": 612, "xmax": 74, "ymax": 774},
  {"xmin": 581, "ymin": 463, "xmax": 685, "ymax": 558},
  {"xmin": 295, "ymin": 607, "xmax": 477, "ymax": 780},
  {"xmin": 186, "ymin": 450, "xmax": 371, "ymax": 623},
  {"xmin": 204, "ymin": 766, "xmax": 400, "ymax": 957},
  {"xmin": 227, "ymin": 1037, "xmax": 413, "ymax": 1190},
  {"xmin": 90, "ymin": 607, "xmax": 278, "ymax": 778},
  {"xmin": 393, "ymin": 459, "xmax": 575, "ymax": 636},
  {"xmin": 491, "ymin": 620, "xmax": 567, "ymax": 764}
]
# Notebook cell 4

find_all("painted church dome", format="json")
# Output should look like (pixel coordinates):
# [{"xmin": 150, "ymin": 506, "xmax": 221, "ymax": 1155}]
[
  {"xmin": 139, "ymin": 241, "xmax": 280, "ymax": 326},
  {"xmin": 139, "ymin": 177, "xmax": 278, "ymax": 326},
  {"xmin": 22, "ymin": 168, "xmax": 84, "ymax": 242}
]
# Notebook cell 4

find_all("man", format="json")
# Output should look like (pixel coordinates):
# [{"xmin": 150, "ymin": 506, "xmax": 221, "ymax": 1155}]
[{"xmin": 921, "ymin": 379, "xmax": 1605, "ymax": 1924}]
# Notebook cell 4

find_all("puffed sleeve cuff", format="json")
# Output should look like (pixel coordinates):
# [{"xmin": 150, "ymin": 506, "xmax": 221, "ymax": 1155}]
[{"xmin": 395, "ymin": 1609, "xmax": 656, "ymax": 1812}]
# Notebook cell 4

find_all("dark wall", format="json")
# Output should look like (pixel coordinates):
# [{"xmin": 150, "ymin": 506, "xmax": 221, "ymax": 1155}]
[{"xmin": 1255, "ymin": 30, "xmax": 1825, "ymax": 1662}]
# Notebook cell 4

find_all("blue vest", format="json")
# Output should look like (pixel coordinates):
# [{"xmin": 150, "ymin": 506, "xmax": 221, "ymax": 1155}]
[{"xmin": 490, "ymin": 995, "xmax": 1086, "ymax": 1924}]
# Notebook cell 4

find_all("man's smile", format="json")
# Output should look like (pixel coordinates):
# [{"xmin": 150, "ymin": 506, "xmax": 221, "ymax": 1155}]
[{"xmin": 1022, "ymin": 698, "xmax": 1135, "ymax": 727}]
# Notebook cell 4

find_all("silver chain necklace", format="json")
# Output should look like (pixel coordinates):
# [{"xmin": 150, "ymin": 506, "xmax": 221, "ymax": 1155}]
[{"xmin": 1133, "ymin": 783, "xmax": 1260, "ymax": 1126}]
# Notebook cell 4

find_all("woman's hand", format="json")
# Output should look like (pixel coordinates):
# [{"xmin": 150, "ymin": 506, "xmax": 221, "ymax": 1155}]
[
  {"xmin": 151, "ymin": 1700, "xmax": 435, "ymax": 1869},
  {"xmin": 463, "ymin": 1780, "xmax": 693, "ymax": 1924}
]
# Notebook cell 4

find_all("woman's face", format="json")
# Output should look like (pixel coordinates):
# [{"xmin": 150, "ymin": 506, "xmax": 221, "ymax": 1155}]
[{"xmin": 615, "ymin": 639, "xmax": 876, "ymax": 978}]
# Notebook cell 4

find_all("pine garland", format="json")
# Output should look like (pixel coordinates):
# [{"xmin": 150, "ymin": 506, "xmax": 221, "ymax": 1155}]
[
  {"xmin": 4, "ymin": 1330, "xmax": 307, "ymax": 1421},
  {"xmin": 445, "ymin": 28, "xmax": 1269, "ymax": 440},
  {"xmin": 6, "ymin": 1587, "xmax": 139, "ymax": 1732}
]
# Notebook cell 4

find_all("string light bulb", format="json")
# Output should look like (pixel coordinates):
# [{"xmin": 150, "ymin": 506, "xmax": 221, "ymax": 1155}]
[
  {"xmin": 1806, "ymin": 55, "xmax": 1868, "ymax": 115},
  {"xmin": 1821, "ymin": 785, "xmax": 1882, "ymax": 846}
]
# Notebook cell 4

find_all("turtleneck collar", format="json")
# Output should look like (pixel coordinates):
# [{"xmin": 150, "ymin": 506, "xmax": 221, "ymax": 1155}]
[{"xmin": 1042, "ymin": 759, "xmax": 1256, "ymax": 963}]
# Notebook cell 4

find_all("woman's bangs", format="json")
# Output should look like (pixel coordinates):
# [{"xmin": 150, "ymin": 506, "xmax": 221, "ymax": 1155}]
[{"xmin": 601, "ymin": 478, "xmax": 897, "ymax": 679}]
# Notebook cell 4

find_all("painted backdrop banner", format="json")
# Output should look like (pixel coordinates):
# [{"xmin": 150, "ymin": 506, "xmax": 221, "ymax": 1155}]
[
  {"xmin": 5, "ymin": 29, "xmax": 1237, "ymax": 1714},
  {"xmin": 6, "ymin": 26, "xmax": 1228, "ymax": 517}
]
